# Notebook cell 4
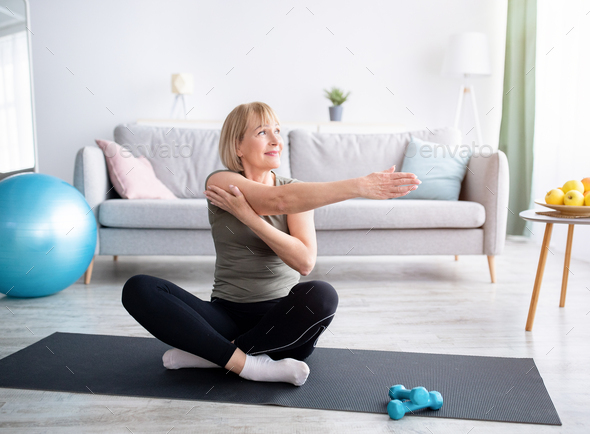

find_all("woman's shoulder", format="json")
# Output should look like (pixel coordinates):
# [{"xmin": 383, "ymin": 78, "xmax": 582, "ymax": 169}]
[{"xmin": 205, "ymin": 169, "xmax": 244, "ymax": 188}]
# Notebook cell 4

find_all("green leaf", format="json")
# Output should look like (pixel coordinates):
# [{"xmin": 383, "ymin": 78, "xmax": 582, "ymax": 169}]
[{"xmin": 323, "ymin": 86, "xmax": 351, "ymax": 106}]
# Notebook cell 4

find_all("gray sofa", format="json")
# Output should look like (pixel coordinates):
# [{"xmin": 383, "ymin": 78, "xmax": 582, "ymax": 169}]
[{"xmin": 73, "ymin": 123, "xmax": 509, "ymax": 284}]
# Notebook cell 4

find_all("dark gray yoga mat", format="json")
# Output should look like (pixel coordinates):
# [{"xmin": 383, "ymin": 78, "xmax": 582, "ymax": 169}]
[{"xmin": 0, "ymin": 332, "xmax": 560, "ymax": 425}]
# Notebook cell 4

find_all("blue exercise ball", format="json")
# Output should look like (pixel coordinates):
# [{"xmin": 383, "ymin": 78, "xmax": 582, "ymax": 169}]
[{"xmin": 0, "ymin": 173, "xmax": 97, "ymax": 298}]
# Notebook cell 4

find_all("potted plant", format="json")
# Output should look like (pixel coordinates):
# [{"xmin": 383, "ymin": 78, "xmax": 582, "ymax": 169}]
[{"xmin": 323, "ymin": 86, "xmax": 350, "ymax": 121}]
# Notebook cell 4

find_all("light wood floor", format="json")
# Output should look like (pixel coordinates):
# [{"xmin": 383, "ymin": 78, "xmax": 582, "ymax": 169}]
[{"xmin": 1, "ymin": 236, "xmax": 589, "ymax": 433}]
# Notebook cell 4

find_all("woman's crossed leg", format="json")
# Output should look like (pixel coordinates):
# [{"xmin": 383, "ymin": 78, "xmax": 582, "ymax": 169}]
[
  {"xmin": 121, "ymin": 275, "xmax": 338, "ymax": 385},
  {"xmin": 121, "ymin": 274, "xmax": 241, "ymax": 367},
  {"xmin": 230, "ymin": 280, "xmax": 338, "ymax": 360}
]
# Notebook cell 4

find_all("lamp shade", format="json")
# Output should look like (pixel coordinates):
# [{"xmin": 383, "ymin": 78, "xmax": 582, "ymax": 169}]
[
  {"xmin": 441, "ymin": 32, "xmax": 491, "ymax": 77},
  {"xmin": 171, "ymin": 73, "xmax": 194, "ymax": 95}
]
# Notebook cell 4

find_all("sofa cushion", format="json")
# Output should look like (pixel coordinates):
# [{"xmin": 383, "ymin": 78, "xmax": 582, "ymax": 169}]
[
  {"xmin": 99, "ymin": 199, "xmax": 212, "ymax": 229},
  {"xmin": 95, "ymin": 139, "xmax": 178, "ymax": 200},
  {"xmin": 288, "ymin": 127, "xmax": 461, "ymax": 182},
  {"xmin": 398, "ymin": 135, "xmax": 472, "ymax": 201},
  {"xmin": 313, "ymin": 199, "xmax": 485, "ymax": 230},
  {"xmin": 99, "ymin": 198, "xmax": 485, "ymax": 230},
  {"xmin": 113, "ymin": 123, "xmax": 293, "ymax": 199}
]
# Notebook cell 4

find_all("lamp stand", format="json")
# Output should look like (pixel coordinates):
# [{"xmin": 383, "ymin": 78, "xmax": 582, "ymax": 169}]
[
  {"xmin": 170, "ymin": 94, "xmax": 187, "ymax": 119},
  {"xmin": 453, "ymin": 84, "xmax": 484, "ymax": 149}
]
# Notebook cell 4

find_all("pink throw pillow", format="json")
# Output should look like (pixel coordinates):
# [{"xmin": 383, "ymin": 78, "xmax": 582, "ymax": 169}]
[{"xmin": 95, "ymin": 139, "xmax": 178, "ymax": 199}]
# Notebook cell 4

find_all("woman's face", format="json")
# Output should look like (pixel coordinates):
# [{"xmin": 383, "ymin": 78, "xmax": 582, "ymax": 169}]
[{"xmin": 237, "ymin": 116, "xmax": 283, "ymax": 172}]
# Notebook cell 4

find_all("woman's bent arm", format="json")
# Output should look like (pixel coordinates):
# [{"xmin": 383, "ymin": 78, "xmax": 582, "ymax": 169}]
[
  {"xmin": 243, "ymin": 211, "xmax": 317, "ymax": 275},
  {"xmin": 204, "ymin": 184, "xmax": 317, "ymax": 275}
]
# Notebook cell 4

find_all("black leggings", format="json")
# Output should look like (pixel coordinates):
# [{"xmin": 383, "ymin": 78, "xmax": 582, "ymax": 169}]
[{"xmin": 121, "ymin": 275, "xmax": 339, "ymax": 367}]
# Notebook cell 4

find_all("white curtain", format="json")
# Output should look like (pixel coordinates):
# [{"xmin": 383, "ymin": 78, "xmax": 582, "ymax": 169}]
[
  {"xmin": 531, "ymin": 0, "xmax": 590, "ymax": 260},
  {"xmin": 0, "ymin": 29, "xmax": 35, "ymax": 173}
]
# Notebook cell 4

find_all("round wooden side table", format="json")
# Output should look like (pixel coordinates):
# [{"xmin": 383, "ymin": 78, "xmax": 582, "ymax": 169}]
[{"xmin": 519, "ymin": 209, "xmax": 590, "ymax": 331}]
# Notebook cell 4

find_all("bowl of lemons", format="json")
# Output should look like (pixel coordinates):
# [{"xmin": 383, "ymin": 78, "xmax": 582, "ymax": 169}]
[{"xmin": 535, "ymin": 178, "xmax": 590, "ymax": 216}]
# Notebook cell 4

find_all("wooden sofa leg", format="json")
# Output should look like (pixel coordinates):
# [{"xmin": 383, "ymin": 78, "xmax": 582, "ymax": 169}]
[
  {"xmin": 487, "ymin": 255, "xmax": 496, "ymax": 283},
  {"xmin": 454, "ymin": 255, "xmax": 459, "ymax": 261},
  {"xmin": 114, "ymin": 255, "xmax": 118, "ymax": 261},
  {"xmin": 84, "ymin": 257, "xmax": 95, "ymax": 285}
]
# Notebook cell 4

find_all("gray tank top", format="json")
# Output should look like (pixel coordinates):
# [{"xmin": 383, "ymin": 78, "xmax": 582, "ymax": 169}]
[{"xmin": 205, "ymin": 169, "xmax": 303, "ymax": 303}]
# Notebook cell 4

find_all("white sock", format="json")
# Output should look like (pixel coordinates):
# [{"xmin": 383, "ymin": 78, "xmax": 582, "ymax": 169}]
[
  {"xmin": 162, "ymin": 348, "xmax": 221, "ymax": 369},
  {"xmin": 238, "ymin": 353, "xmax": 310, "ymax": 386}
]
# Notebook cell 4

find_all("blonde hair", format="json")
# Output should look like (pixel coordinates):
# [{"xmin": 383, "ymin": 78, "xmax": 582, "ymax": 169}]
[{"xmin": 219, "ymin": 102, "xmax": 281, "ymax": 172}]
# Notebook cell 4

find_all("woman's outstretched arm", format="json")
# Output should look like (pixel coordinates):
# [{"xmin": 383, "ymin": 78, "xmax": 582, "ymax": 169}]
[{"xmin": 205, "ymin": 166, "xmax": 420, "ymax": 216}]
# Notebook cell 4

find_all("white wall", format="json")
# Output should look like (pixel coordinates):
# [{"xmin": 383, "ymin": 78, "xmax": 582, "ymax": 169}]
[{"xmin": 29, "ymin": 0, "xmax": 508, "ymax": 184}]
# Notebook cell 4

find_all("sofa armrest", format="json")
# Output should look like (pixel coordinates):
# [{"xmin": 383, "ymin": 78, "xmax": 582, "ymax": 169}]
[
  {"xmin": 73, "ymin": 146, "xmax": 116, "ymax": 255},
  {"xmin": 459, "ymin": 150, "xmax": 510, "ymax": 256}
]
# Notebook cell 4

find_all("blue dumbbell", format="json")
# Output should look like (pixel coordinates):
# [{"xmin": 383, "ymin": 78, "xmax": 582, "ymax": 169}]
[
  {"xmin": 388, "ymin": 384, "xmax": 429, "ymax": 405},
  {"xmin": 387, "ymin": 391, "xmax": 443, "ymax": 420}
]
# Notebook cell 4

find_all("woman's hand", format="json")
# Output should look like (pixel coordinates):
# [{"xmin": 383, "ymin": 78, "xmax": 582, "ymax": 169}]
[
  {"xmin": 204, "ymin": 184, "xmax": 259, "ymax": 224},
  {"xmin": 360, "ymin": 165, "xmax": 422, "ymax": 199}
]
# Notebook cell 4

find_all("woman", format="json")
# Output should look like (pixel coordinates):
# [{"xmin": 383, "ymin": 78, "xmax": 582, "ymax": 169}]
[{"xmin": 121, "ymin": 102, "xmax": 420, "ymax": 387}]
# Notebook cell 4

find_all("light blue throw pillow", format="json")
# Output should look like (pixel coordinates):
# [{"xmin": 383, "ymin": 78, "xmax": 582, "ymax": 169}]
[{"xmin": 397, "ymin": 135, "xmax": 472, "ymax": 200}]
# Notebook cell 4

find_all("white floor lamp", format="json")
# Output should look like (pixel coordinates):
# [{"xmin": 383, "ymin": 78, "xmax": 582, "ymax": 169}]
[
  {"xmin": 170, "ymin": 73, "xmax": 194, "ymax": 119},
  {"xmin": 442, "ymin": 32, "xmax": 491, "ymax": 148}
]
